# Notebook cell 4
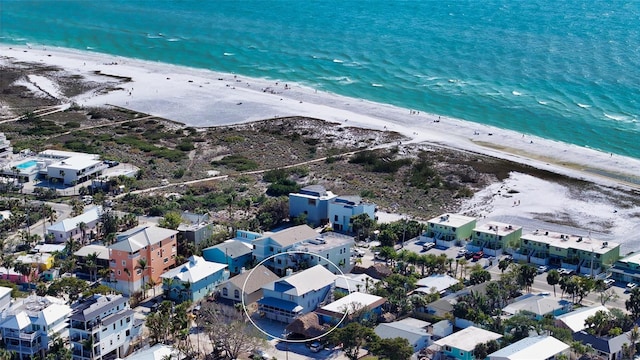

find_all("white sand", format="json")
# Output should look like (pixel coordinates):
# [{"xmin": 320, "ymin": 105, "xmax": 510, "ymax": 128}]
[{"xmin": 2, "ymin": 44, "xmax": 640, "ymax": 251}]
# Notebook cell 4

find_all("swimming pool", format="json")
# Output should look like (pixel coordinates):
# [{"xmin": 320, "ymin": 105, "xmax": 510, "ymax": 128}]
[{"xmin": 15, "ymin": 160, "xmax": 37, "ymax": 170}]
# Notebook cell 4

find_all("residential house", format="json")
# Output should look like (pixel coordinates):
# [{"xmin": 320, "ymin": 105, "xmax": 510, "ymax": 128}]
[
  {"xmin": 252, "ymin": 225, "xmax": 354, "ymax": 275},
  {"xmin": 177, "ymin": 211, "xmax": 213, "ymax": 246},
  {"xmin": 414, "ymin": 274, "xmax": 459, "ymax": 296},
  {"xmin": 115, "ymin": 343, "xmax": 184, "ymax": 360},
  {"xmin": 258, "ymin": 265, "xmax": 337, "ymax": 323},
  {"xmin": 108, "ymin": 225, "xmax": 178, "ymax": 295},
  {"xmin": 217, "ymin": 265, "xmax": 279, "ymax": 305},
  {"xmin": 555, "ymin": 305, "xmax": 609, "ymax": 333},
  {"xmin": 375, "ymin": 318, "xmax": 452, "ymax": 355},
  {"xmin": 0, "ymin": 286, "xmax": 11, "ymax": 313},
  {"xmin": 0, "ymin": 132, "xmax": 12, "ymax": 158},
  {"xmin": 425, "ymin": 283, "xmax": 490, "ymax": 319},
  {"xmin": 514, "ymin": 230, "xmax": 620, "ymax": 274},
  {"xmin": 47, "ymin": 206, "xmax": 103, "ymax": 244},
  {"xmin": 74, "ymin": 245, "xmax": 110, "ymax": 281},
  {"xmin": 421, "ymin": 213, "xmax": 476, "ymax": 248},
  {"xmin": 334, "ymin": 273, "xmax": 379, "ymax": 295},
  {"xmin": 468, "ymin": 222, "xmax": 522, "ymax": 257},
  {"xmin": 69, "ymin": 294, "xmax": 138, "ymax": 360},
  {"xmin": 434, "ymin": 326, "xmax": 502, "ymax": 360},
  {"xmin": 0, "ymin": 295, "xmax": 71, "ymax": 360},
  {"xmin": 573, "ymin": 330, "xmax": 632, "ymax": 360},
  {"xmin": 161, "ymin": 255, "xmax": 229, "ymax": 303},
  {"xmin": 610, "ymin": 252, "xmax": 640, "ymax": 284},
  {"xmin": 33, "ymin": 243, "xmax": 66, "ymax": 254},
  {"xmin": 488, "ymin": 335, "xmax": 569, "ymax": 360},
  {"xmin": 501, "ymin": 294, "xmax": 572, "ymax": 320},
  {"xmin": 316, "ymin": 292, "xmax": 386, "ymax": 326},
  {"xmin": 40, "ymin": 149, "xmax": 108, "ymax": 185},
  {"xmin": 16, "ymin": 253, "xmax": 54, "ymax": 271},
  {"xmin": 0, "ymin": 266, "xmax": 30, "ymax": 284},
  {"xmin": 202, "ymin": 240, "xmax": 253, "ymax": 275},
  {"xmin": 288, "ymin": 185, "xmax": 337, "ymax": 226},
  {"xmin": 327, "ymin": 195, "xmax": 376, "ymax": 233}
]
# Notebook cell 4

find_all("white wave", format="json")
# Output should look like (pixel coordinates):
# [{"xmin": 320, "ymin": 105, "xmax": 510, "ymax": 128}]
[
  {"xmin": 577, "ymin": 103, "xmax": 591, "ymax": 108},
  {"xmin": 603, "ymin": 113, "xmax": 629, "ymax": 121},
  {"xmin": 223, "ymin": 52, "xmax": 234, "ymax": 56},
  {"xmin": 86, "ymin": 46, "xmax": 95, "ymax": 50},
  {"xmin": 371, "ymin": 83, "xmax": 383, "ymax": 87},
  {"xmin": 512, "ymin": 90, "xmax": 522, "ymax": 96},
  {"xmin": 146, "ymin": 33, "xmax": 163, "ymax": 39},
  {"xmin": 425, "ymin": 76, "xmax": 440, "ymax": 81},
  {"xmin": 448, "ymin": 79, "xmax": 458, "ymax": 83},
  {"xmin": 538, "ymin": 100, "xmax": 548, "ymax": 105},
  {"xmin": 332, "ymin": 59, "xmax": 344, "ymax": 63},
  {"xmin": 166, "ymin": 38, "xmax": 180, "ymax": 42}
]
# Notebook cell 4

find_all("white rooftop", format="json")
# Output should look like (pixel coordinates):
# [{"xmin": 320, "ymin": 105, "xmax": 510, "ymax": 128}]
[
  {"xmin": 263, "ymin": 265, "xmax": 337, "ymax": 296},
  {"xmin": 110, "ymin": 225, "xmax": 178, "ymax": 253},
  {"xmin": 335, "ymin": 273, "xmax": 379, "ymax": 293},
  {"xmin": 375, "ymin": 317, "xmax": 432, "ymax": 347},
  {"xmin": 320, "ymin": 292, "xmax": 385, "ymax": 315},
  {"xmin": 488, "ymin": 335, "xmax": 569, "ymax": 360},
  {"xmin": 555, "ymin": 305, "xmax": 609, "ymax": 333},
  {"xmin": 49, "ymin": 156, "xmax": 102, "ymax": 171},
  {"xmin": 161, "ymin": 255, "xmax": 227, "ymax": 284},
  {"xmin": 435, "ymin": 326, "xmax": 502, "ymax": 352},
  {"xmin": 0, "ymin": 286, "xmax": 11, "ymax": 298},
  {"xmin": 427, "ymin": 213, "xmax": 476, "ymax": 228},
  {"xmin": 47, "ymin": 206, "xmax": 102, "ymax": 233},
  {"xmin": 474, "ymin": 221, "xmax": 521, "ymax": 236},
  {"xmin": 33, "ymin": 243, "xmax": 66, "ymax": 253},
  {"xmin": 74, "ymin": 244, "xmax": 110, "ymax": 261},
  {"xmin": 415, "ymin": 274, "xmax": 459, "ymax": 294},
  {"xmin": 521, "ymin": 230, "xmax": 619, "ymax": 254},
  {"xmin": 116, "ymin": 343, "xmax": 183, "ymax": 360},
  {"xmin": 502, "ymin": 294, "xmax": 569, "ymax": 316}
]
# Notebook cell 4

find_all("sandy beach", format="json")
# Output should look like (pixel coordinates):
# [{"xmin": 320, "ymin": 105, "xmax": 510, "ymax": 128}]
[{"xmin": 2, "ymin": 44, "xmax": 640, "ymax": 253}]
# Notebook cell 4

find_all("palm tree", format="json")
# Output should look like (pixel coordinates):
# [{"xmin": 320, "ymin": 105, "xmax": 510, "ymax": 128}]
[
  {"xmin": 70, "ymin": 199, "xmax": 84, "ymax": 217},
  {"xmin": 0, "ymin": 349, "xmax": 16, "ymax": 360},
  {"xmin": 628, "ymin": 325, "xmax": 640, "ymax": 359},
  {"xmin": 0, "ymin": 254, "xmax": 15, "ymax": 280},
  {"xmin": 148, "ymin": 278, "xmax": 158, "ymax": 299},
  {"xmin": 85, "ymin": 252, "xmax": 98, "ymax": 282},
  {"xmin": 78, "ymin": 222, "xmax": 88, "ymax": 245},
  {"xmin": 136, "ymin": 259, "xmax": 149, "ymax": 298},
  {"xmin": 458, "ymin": 258, "xmax": 469, "ymax": 279},
  {"xmin": 180, "ymin": 281, "xmax": 192, "ymax": 302},
  {"xmin": 123, "ymin": 268, "xmax": 133, "ymax": 295}
]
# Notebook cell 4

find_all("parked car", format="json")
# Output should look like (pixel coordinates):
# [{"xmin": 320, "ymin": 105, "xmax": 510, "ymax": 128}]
[
  {"xmin": 558, "ymin": 268, "xmax": 575, "ymax": 276},
  {"xmin": 537, "ymin": 265, "xmax": 549, "ymax": 274},
  {"xmin": 352, "ymin": 249, "xmax": 365, "ymax": 257},
  {"xmin": 472, "ymin": 251, "xmax": 484, "ymax": 261},
  {"xmin": 422, "ymin": 243, "xmax": 435, "ymax": 251},
  {"xmin": 626, "ymin": 282, "xmax": 637, "ymax": 292},
  {"xmin": 604, "ymin": 279, "xmax": 615, "ymax": 288},
  {"xmin": 457, "ymin": 248, "xmax": 469, "ymax": 258},
  {"xmin": 310, "ymin": 342, "xmax": 322, "ymax": 353}
]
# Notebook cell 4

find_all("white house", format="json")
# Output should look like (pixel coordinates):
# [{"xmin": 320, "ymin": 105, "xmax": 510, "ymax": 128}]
[
  {"xmin": 41, "ymin": 149, "xmax": 108, "ymax": 186},
  {"xmin": 502, "ymin": 294, "xmax": 572, "ymax": 320},
  {"xmin": 327, "ymin": 195, "xmax": 376, "ymax": 233},
  {"xmin": 69, "ymin": 294, "xmax": 138, "ymax": 360},
  {"xmin": 47, "ymin": 206, "xmax": 103, "ymax": 243},
  {"xmin": 116, "ymin": 343, "xmax": 184, "ymax": 360},
  {"xmin": 0, "ymin": 286, "xmax": 11, "ymax": 313},
  {"xmin": 488, "ymin": 335, "xmax": 569, "ymax": 360},
  {"xmin": 555, "ymin": 305, "xmax": 609, "ymax": 333},
  {"xmin": 0, "ymin": 295, "xmax": 71, "ymax": 360},
  {"xmin": 252, "ymin": 225, "xmax": 354, "ymax": 276},
  {"xmin": 258, "ymin": 265, "xmax": 337, "ymax": 323},
  {"xmin": 434, "ymin": 326, "xmax": 502, "ymax": 360},
  {"xmin": 217, "ymin": 265, "xmax": 279, "ymax": 305},
  {"xmin": 374, "ymin": 317, "xmax": 442, "ymax": 354},
  {"xmin": 415, "ymin": 274, "xmax": 459, "ymax": 295}
]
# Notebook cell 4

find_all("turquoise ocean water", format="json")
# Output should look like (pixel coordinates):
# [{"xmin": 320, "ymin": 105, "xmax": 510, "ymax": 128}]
[{"xmin": 1, "ymin": 1, "xmax": 639, "ymax": 157}]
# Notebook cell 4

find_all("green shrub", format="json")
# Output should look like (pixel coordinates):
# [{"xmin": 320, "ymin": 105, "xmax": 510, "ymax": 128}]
[{"xmin": 212, "ymin": 155, "xmax": 258, "ymax": 171}]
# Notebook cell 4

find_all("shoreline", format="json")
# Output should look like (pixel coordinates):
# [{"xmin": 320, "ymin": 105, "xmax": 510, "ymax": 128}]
[{"xmin": 2, "ymin": 44, "xmax": 640, "ymax": 191}]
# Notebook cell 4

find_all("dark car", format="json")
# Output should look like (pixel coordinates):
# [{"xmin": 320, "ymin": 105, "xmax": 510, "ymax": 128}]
[{"xmin": 472, "ymin": 251, "xmax": 484, "ymax": 261}]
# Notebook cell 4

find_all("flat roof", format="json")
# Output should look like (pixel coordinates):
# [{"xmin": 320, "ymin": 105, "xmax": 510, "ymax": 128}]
[
  {"xmin": 435, "ymin": 326, "xmax": 502, "ymax": 352},
  {"xmin": 48, "ymin": 156, "xmax": 102, "ymax": 171},
  {"xmin": 320, "ymin": 293, "xmax": 385, "ymax": 315},
  {"xmin": 521, "ymin": 230, "xmax": 619, "ymax": 254},
  {"xmin": 473, "ymin": 221, "xmax": 521, "ymax": 236},
  {"xmin": 616, "ymin": 252, "xmax": 640, "ymax": 265},
  {"xmin": 427, "ymin": 213, "xmax": 476, "ymax": 228},
  {"xmin": 488, "ymin": 335, "xmax": 569, "ymax": 359}
]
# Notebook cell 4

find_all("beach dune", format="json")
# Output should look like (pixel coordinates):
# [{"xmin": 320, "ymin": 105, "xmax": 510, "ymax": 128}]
[{"xmin": 2, "ymin": 44, "xmax": 640, "ymax": 191}]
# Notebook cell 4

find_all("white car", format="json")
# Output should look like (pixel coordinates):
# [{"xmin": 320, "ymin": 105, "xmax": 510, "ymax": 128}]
[
  {"xmin": 310, "ymin": 342, "xmax": 322, "ymax": 353},
  {"xmin": 537, "ymin": 265, "xmax": 549, "ymax": 274},
  {"xmin": 604, "ymin": 279, "xmax": 615, "ymax": 288},
  {"xmin": 627, "ymin": 283, "xmax": 637, "ymax": 291}
]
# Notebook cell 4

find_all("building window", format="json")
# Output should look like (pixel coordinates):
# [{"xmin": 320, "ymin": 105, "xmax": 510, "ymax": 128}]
[
  {"xmin": 223, "ymin": 288, "xmax": 228, "ymax": 296},
  {"xmin": 308, "ymin": 199, "xmax": 316, "ymax": 206},
  {"xmin": 121, "ymin": 260, "xmax": 126, "ymax": 266},
  {"xmin": 234, "ymin": 290, "xmax": 240, "ymax": 299},
  {"xmin": 269, "ymin": 246, "xmax": 274, "ymax": 252},
  {"xmin": 117, "ymin": 270, "xmax": 121, "ymax": 275},
  {"xmin": 164, "ymin": 258, "xmax": 169, "ymax": 263}
]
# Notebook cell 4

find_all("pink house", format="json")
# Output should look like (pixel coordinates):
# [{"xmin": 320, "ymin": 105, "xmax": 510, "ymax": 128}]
[{"xmin": 108, "ymin": 225, "xmax": 178, "ymax": 295}]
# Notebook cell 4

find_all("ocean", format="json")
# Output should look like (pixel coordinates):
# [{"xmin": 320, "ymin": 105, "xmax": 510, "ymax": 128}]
[{"xmin": 1, "ymin": 1, "xmax": 639, "ymax": 157}]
